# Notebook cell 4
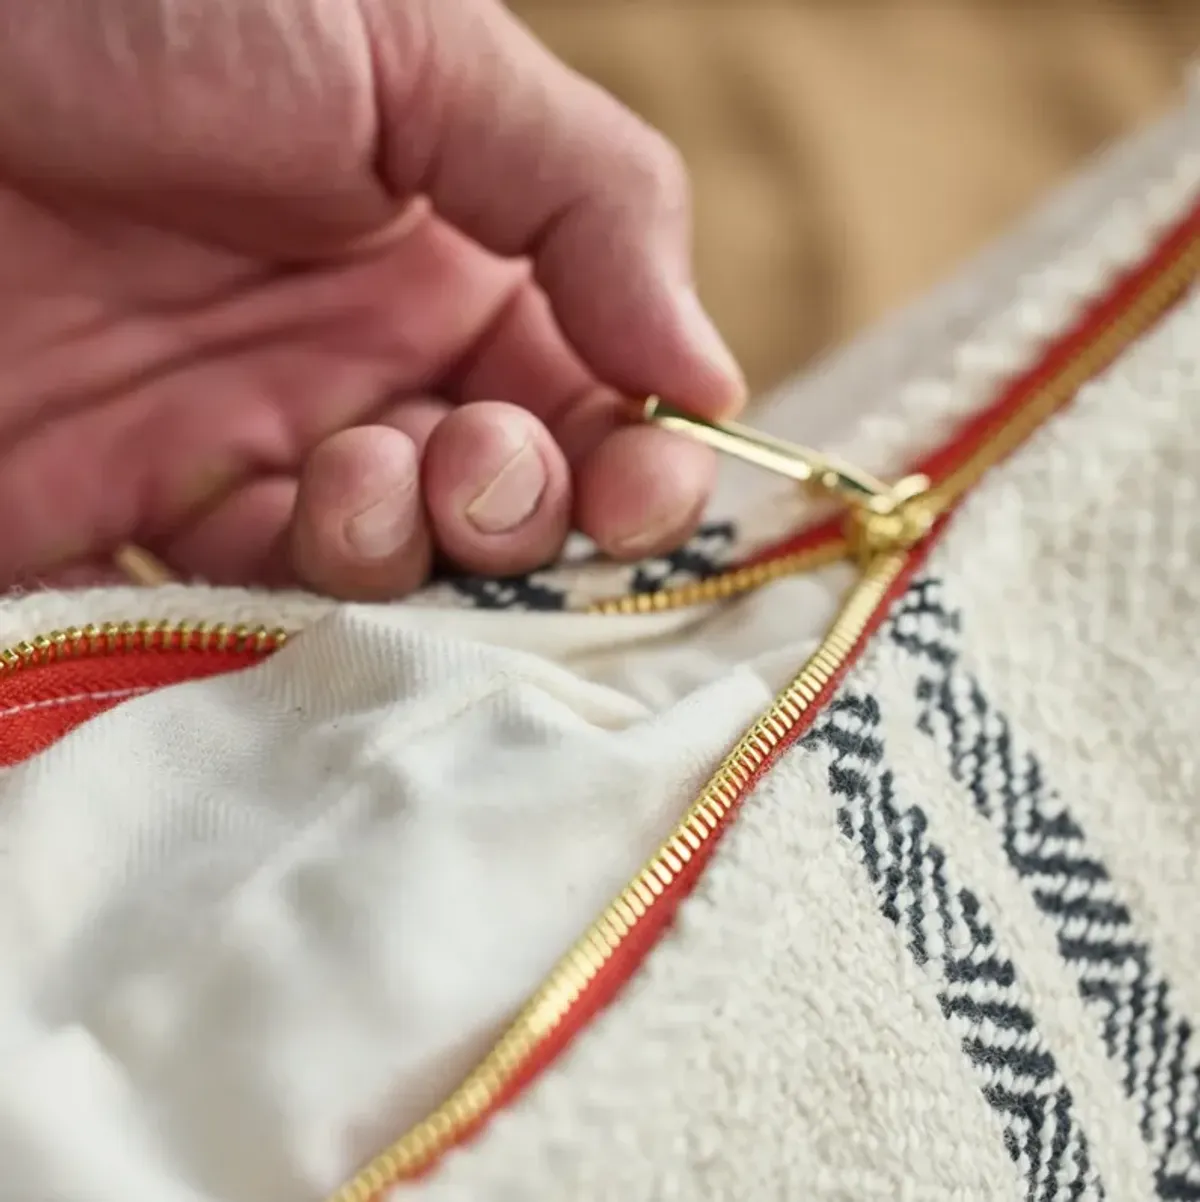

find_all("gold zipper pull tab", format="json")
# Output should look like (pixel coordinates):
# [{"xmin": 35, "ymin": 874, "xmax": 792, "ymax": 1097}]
[
  {"xmin": 638, "ymin": 397, "xmax": 890, "ymax": 504},
  {"xmin": 638, "ymin": 396, "xmax": 934, "ymax": 560}
]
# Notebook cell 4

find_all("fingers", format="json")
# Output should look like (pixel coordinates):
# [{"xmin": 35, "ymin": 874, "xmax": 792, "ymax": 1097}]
[
  {"xmin": 450, "ymin": 272, "xmax": 718, "ymax": 557},
  {"xmin": 157, "ymin": 395, "xmax": 454, "ymax": 596},
  {"xmin": 422, "ymin": 401, "xmax": 570, "ymax": 577},
  {"xmin": 290, "ymin": 425, "xmax": 432, "ymax": 600},
  {"xmin": 287, "ymin": 402, "xmax": 570, "ymax": 600},
  {"xmin": 285, "ymin": 401, "xmax": 707, "ymax": 599},
  {"xmin": 185, "ymin": 393, "xmax": 692, "ymax": 600},
  {"xmin": 576, "ymin": 426, "xmax": 716, "ymax": 560},
  {"xmin": 365, "ymin": 0, "xmax": 745, "ymax": 416},
  {"xmin": 162, "ymin": 475, "xmax": 300, "ymax": 587}
]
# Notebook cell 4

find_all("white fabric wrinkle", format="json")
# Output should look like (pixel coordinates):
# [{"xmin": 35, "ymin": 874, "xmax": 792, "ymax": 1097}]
[{"xmin": 0, "ymin": 606, "xmax": 777, "ymax": 1201}]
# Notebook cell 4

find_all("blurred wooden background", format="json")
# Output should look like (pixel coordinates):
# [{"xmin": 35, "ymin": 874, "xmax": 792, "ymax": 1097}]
[{"xmin": 511, "ymin": 1, "xmax": 1200, "ymax": 394}]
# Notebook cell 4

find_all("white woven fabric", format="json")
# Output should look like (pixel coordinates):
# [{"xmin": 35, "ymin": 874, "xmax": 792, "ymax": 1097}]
[
  {"xmin": 1, "ymin": 86, "xmax": 1200, "ymax": 1202},
  {"xmin": 413, "ymin": 280, "xmax": 1200, "ymax": 1202}
]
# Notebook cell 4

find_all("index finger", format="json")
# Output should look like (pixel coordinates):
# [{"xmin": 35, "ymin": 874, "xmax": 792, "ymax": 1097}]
[{"xmin": 364, "ymin": 0, "xmax": 746, "ymax": 417}]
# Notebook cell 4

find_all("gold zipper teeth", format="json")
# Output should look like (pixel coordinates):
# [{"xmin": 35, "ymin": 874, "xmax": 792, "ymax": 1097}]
[
  {"xmin": 0, "ymin": 620, "xmax": 288, "ymax": 672},
  {"xmin": 328, "ymin": 547, "xmax": 909, "ymax": 1202},
  {"xmin": 928, "ymin": 237, "xmax": 1200, "ymax": 512},
  {"xmin": 588, "ymin": 541, "xmax": 845, "ymax": 616}
]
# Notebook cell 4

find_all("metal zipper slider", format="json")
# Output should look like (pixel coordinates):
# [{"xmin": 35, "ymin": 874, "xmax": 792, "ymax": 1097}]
[{"xmin": 637, "ymin": 396, "xmax": 934, "ymax": 560}]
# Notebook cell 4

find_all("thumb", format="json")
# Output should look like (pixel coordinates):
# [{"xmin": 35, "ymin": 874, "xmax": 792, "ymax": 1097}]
[{"xmin": 364, "ymin": 0, "xmax": 746, "ymax": 415}]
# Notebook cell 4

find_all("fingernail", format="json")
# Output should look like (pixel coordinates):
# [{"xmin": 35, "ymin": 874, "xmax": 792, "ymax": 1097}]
[
  {"xmin": 345, "ymin": 497, "xmax": 410, "ymax": 561},
  {"xmin": 465, "ymin": 441, "xmax": 546, "ymax": 534},
  {"xmin": 676, "ymin": 287, "xmax": 746, "ymax": 404}
]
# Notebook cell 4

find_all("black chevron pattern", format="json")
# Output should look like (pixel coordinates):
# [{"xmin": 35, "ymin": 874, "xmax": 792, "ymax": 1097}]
[
  {"xmin": 803, "ymin": 692, "xmax": 1104, "ymax": 1201},
  {"xmin": 628, "ymin": 520, "xmax": 737, "ymax": 595},
  {"xmin": 440, "ymin": 519, "xmax": 738, "ymax": 611},
  {"xmin": 887, "ymin": 576, "xmax": 1200, "ymax": 1201},
  {"xmin": 440, "ymin": 568, "xmax": 569, "ymax": 611}
]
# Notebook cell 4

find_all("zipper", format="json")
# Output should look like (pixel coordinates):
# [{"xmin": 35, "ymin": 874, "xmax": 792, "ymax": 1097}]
[
  {"xmin": 638, "ymin": 396, "xmax": 936, "ymax": 563},
  {"xmin": 0, "ymin": 620, "xmax": 288, "ymax": 672},
  {"xmin": 0, "ymin": 621, "xmax": 289, "ymax": 766},
  {"xmin": 591, "ymin": 211, "xmax": 1200, "ymax": 616},
  {"xmin": 327, "ymin": 545, "xmax": 920, "ymax": 1202},
  {"xmin": 324, "ymin": 206, "xmax": 1200, "ymax": 1199},
  {"xmin": 0, "ymin": 201, "xmax": 1195, "ymax": 1200}
]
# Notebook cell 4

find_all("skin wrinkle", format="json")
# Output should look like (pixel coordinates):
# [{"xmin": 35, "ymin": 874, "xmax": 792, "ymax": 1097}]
[{"xmin": 361, "ymin": 0, "xmax": 442, "ymax": 204}]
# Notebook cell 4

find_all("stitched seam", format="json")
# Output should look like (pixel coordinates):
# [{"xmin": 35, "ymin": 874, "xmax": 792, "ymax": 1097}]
[{"xmin": 0, "ymin": 686, "xmax": 151, "ymax": 722}]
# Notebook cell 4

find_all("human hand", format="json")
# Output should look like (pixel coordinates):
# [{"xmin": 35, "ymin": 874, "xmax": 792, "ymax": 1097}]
[{"xmin": 0, "ymin": 0, "xmax": 745, "ymax": 598}]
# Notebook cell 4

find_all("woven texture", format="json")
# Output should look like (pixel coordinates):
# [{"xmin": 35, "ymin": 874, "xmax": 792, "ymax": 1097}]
[
  {"xmin": 392, "ymin": 101, "xmax": 1200, "ymax": 1202},
  {"xmin": 403, "ymin": 272, "xmax": 1200, "ymax": 1202}
]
